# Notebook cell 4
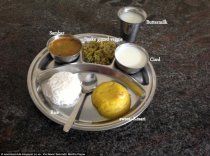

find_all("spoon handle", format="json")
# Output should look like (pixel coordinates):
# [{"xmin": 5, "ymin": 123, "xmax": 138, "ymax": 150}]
[{"xmin": 63, "ymin": 93, "xmax": 86, "ymax": 132}]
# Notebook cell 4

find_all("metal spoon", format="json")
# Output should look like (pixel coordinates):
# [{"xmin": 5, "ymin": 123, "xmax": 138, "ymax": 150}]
[{"xmin": 63, "ymin": 73, "xmax": 97, "ymax": 132}]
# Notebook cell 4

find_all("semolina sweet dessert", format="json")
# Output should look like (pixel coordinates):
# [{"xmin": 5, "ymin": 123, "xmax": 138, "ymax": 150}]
[{"xmin": 91, "ymin": 81, "xmax": 130, "ymax": 119}]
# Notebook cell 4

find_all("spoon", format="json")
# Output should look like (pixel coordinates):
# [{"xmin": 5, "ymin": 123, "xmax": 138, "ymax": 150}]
[{"xmin": 63, "ymin": 73, "xmax": 97, "ymax": 132}]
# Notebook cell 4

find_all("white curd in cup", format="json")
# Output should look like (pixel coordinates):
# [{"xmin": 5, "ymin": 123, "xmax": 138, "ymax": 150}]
[{"xmin": 115, "ymin": 44, "xmax": 148, "ymax": 69}]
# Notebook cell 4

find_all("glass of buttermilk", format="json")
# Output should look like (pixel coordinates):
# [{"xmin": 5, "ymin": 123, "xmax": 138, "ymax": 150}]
[{"xmin": 118, "ymin": 7, "xmax": 147, "ymax": 42}]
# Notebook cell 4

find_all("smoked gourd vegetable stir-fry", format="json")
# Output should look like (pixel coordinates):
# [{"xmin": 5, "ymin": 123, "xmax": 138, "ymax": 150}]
[{"xmin": 82, "ymin": 41, "xmax": 116, "ymax": 65}]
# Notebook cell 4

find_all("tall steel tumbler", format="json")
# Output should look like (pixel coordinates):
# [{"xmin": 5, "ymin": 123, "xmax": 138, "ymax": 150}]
[{"xmin": 118, "ymin": 7, "xmax": 147, "ymax": 43}]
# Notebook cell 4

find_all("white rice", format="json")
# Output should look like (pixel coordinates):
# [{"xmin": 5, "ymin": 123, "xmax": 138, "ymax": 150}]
[{"xmin": 43, "ymin": 71, "xmax": 81, "ymax": 106}]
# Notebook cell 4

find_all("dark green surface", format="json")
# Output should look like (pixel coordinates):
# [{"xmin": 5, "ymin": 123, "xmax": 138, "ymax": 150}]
[{"xmin": 0, "ymin": 0, "xmax": 210, "ymax": 155}]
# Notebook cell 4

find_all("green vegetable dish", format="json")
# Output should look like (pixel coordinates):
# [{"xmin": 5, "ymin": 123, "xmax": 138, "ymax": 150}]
[{"xmin": 82, "ymin": 41, "xmax": 116, "ymax": 65}]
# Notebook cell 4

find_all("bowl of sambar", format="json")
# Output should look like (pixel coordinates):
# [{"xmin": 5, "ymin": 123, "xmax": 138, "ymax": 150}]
[{"xmin": 47, "ymin": 34, "xmax": 82, "ymax": 63}]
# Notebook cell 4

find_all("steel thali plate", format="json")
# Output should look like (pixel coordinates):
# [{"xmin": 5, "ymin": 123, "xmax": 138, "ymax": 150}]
[{"xmin": 27, "ymin": 33, "xmax": 157, "ymax": 131}]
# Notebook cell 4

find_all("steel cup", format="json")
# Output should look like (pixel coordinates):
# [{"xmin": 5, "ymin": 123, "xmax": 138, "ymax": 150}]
[{"xmin": 118, "ymin": 7, "xmax": 147, "ymax": 42}]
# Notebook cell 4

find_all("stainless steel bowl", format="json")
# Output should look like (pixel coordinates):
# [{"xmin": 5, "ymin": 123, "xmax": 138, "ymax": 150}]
[
  {"xmin": 47, "ymin": 34, "xmax": 82, "ymax": 63},
  {"xmin": 114, "ymin": 43, "xmax": 149, "ymax": 74}
]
